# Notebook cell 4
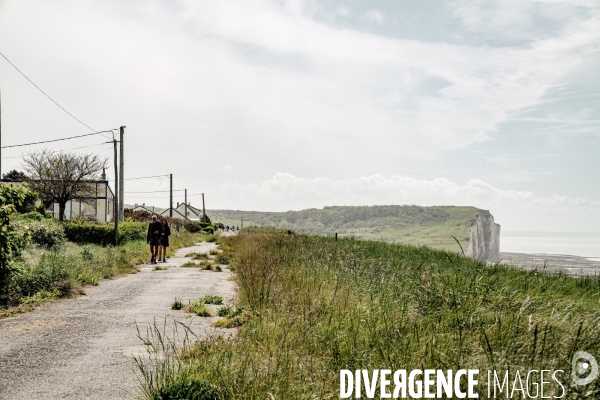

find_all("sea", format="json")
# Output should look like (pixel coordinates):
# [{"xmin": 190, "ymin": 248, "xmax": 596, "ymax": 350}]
[{"xmin": 501, "ymin": 232, "xmax": 600, "ymax": 261}]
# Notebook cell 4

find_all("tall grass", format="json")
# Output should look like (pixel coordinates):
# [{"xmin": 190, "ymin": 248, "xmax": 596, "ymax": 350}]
[{"xmin": 140, "ymin": 232, "xmax": 600, "ymax": 398}]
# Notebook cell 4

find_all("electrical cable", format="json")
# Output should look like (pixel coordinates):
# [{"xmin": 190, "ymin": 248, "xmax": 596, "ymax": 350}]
[
  {"xmin": 0, "ymin": 51, "xmax": 111, "ymax": 139},
  {"xmin": 1, "ymin": 130, "xmax": 115, "ymax": 148},
  {"xmin": 1, "ymin": 141, "xmax": 110, "ymax": 159},
  {"xmin": 126, "ymin": 189, "xmax": 184, "ymax": 193}
]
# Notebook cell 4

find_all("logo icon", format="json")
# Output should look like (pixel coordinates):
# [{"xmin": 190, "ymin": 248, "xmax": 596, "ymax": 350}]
[{"xmin": 572, "ymin": 351, "xmax": 598, "ymax": 385}]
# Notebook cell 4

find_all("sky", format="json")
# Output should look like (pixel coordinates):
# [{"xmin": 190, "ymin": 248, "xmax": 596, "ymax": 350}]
[{"xmin": 0, "ymin": 0, "xmax": 599, "ymax": 232}]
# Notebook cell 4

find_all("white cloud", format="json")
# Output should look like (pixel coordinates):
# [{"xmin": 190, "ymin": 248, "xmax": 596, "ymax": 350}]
[
  {"xmin": 208, "ymin": 173, "xmax": 600, "ymax": 232},
  {"xmin": 364, "ymin": 9, "xmax": 384, "ymax": 25},
  {"xmin": 219, "ymin": 165, "xmax": 234, "ymax": 172}
]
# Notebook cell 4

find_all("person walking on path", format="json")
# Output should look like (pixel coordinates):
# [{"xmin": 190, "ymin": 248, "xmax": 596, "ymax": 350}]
[
  {"xmin": 147, "ymin": 215, "xmax": 163, "ymax": 264},
  {"xmin": 158, "ymin": 217, "xmax": 171, "ymax": 262}
]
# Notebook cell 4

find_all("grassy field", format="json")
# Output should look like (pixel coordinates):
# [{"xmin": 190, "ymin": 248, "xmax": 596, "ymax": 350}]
[
  {"xmin": 209, "ymin": 205, "xmax": 478, "ymax": 252},
  {"xmin": 138, "ymin": 231, "xmax": 600, "ymax": 399}
]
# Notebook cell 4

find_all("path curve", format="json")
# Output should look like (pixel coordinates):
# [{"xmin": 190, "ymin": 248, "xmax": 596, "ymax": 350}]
[{"xmin": 0, "ymin": 242, "xmax": 235, "ymax": 399}]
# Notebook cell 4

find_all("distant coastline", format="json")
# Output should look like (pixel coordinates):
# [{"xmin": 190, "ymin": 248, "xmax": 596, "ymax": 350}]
[{"xmin": 501, "ymin": 231, "xmax": 600, "ymax": 259}]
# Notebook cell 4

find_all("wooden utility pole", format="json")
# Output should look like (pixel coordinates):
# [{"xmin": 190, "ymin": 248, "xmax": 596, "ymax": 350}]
[
  {"xmin": 241, "ymin": 213, "xmax": 243, "ymax": 229},
  {"xmin": 0, "ymin": 86, "xmax": 2, "ymax": 176},
  {"xmin": 119, "ymin": 126, "xmax": 125, "ymax": 221},
  {"xmin": 113, "ymin": 139, "xmax": 119, "ymax": 246},
  {"xmin": 169, "ymin": 173, "xmax": 173, "ymax": 217},
  {"xmin": 202, "ymin": 193, "xmax": 206, "ymax": 222},
  {"xmin": 184, "ymin": 189, "xmax": 188, "ymax": 220}
]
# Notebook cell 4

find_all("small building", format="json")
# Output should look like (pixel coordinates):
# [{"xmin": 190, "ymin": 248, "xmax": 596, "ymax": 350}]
[
  {"xmin": 0, "ymin": 179, "xmax": 115, "ymax": 222},
  {"xmin": 172, "ymin": 202, "xmax": 204, "ymax": 221},
  {"xmin": 159, "ymin": 207, "xmax": 187, "ymax": 220}
]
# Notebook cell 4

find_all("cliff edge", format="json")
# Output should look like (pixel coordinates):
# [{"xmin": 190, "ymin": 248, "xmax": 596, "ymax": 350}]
[{"xmin": 465, "ymin": 209, "xmax": 501, "ymax": 262}]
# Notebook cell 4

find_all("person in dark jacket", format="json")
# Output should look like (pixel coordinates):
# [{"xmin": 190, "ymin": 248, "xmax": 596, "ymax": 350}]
[
  {"xmin": 147, "ymin": 215, "xmax": 163, "ymax": 264},
  {"xmin": 159, "ymin": 218, "xmax": 171, "ymax": 263}
]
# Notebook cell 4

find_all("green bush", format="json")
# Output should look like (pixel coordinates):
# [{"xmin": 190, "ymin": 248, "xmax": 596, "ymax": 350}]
[
  {"xmin": 63, "ymin": 220, "xmax": 146, "ymax": 246},
  {"xmin": 183, "ymin": 220, "xmax": 201, "ymax": 233},
  {"xmin": 13, "ymin": 219, "xmax": 65, "ymax": 249},
  {"xmin": 0, "ymin": 184, "xmax": 38, "ymax": 213},
  {"xmin": 16, "ymin": 211, "xmax": 43, "ymax": 221}
]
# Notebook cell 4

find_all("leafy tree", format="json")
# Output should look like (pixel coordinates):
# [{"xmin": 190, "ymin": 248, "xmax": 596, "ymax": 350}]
[
  {"xmin": 2, "ymin": 169, "xmax": 29, "ymax": 181},
  {"xmin": 22, "ymin": 150, "xmax": 107, "ymax": 221},
  {"xmin": 0, "ymin": 184, "xmax": 39, "ymax": 213}
]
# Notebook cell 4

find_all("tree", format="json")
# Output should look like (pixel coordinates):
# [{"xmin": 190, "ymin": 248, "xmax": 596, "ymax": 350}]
[
  {"xmin": 2, "ymin": 169, "xmax": 29, "ymax": 181},
  {"xmin": 22, "ymin": 150, "xmax": 107, "ymax": 221}
]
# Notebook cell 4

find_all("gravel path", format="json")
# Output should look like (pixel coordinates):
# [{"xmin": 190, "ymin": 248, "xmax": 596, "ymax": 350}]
[{"xmin": 0, "ymin": 242, "xmax": 236, "ymax": 399}]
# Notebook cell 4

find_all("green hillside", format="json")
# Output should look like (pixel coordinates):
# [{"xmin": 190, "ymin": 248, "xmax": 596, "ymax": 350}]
[{"xmin": 209, "ymin": 205, "xmax": 478, "ymax": 252}]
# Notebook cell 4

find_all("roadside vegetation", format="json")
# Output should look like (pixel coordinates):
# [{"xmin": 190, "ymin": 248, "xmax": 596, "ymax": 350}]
[
  {"xmin": 0, "ymin": 183, "xmax": 201, "ymax": 317},
  {"xmin": 139, "ymin": 230, "xmax": 600, "ymax": 399}
]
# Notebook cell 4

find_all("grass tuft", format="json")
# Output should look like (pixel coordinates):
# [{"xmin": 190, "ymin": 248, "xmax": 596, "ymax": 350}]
[{"xmin": 171, "ymin": 298, "xmax": 183, "ymax": 310}]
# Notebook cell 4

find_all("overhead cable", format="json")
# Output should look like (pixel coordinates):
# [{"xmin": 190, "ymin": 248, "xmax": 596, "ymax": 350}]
[
  {"xmin": 1, "ymin": 130, "xmax": 115, "ymax": 149},
  {"xmin": 0, "ymin": 51, "xmax": 110, "ymax": 139}
]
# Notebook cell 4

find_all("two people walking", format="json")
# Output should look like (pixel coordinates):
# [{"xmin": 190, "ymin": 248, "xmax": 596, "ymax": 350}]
[{"xmin": 147, "ymin": 215, "xmax": 171, "ymax": 264}]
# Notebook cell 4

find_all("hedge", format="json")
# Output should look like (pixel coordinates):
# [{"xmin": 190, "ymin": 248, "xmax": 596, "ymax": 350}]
[{"xmin": 63, "ymin": 220, "xmax": 146, "ymax": 246}]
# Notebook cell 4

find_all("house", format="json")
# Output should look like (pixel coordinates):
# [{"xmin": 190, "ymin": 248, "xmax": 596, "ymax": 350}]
[
  {"xmin": 175, "ymin": 202, "xmax": 204, "ymax": 221},
  {"xmin": 159, "ymin": 207, "xmax": 187, "ymax": 220},
  {"xmin": 0, "ymin": 178, "xmax": 115, "ymax": 222}
]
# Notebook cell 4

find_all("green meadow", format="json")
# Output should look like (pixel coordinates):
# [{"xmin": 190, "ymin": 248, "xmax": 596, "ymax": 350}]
[{"xmin": 138, "ymin": 231, "xmax": 600, "ymax": 399}]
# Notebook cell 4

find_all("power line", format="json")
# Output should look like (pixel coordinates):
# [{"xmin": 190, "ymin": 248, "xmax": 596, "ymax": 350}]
[
  {"xmin": 1, "ymin": 141, "xmax": 109, "ymax": 159},
  {"xmin": 1, "ymin": 130, "xmax": 115, "ymax": 148},
  {"xmin": 0, "ymin": 51, "xmax": 110, "ymax": 139},
  {"xmin": 126, "ymin": 189, "xmax": 184, "ymax": 193},
  {"xmin": 109, "ymin": 174, "xmax": 170, "ymax": 182}
]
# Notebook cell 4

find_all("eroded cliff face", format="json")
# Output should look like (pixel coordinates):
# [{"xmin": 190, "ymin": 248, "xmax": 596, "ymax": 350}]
[{"xmin": 465, "ymin": 209, "xmax": 501, "ymax": 262}]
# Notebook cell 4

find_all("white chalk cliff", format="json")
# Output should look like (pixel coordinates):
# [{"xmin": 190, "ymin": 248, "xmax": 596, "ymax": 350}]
[{"xmin": 465, "ymin": 209, "xmax": 501, "ymax": 262}]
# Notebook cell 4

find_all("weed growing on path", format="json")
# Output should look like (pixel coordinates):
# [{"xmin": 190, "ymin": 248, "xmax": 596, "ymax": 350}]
[
  {"xmin": 200, "ymin": 295, "xmax": 223, "ymax": 305},
  {"xmin": 186, "ymin": 301, "xmax": 211, "ymax": 317},
  {"xmin": 181, "ymin": 261, "xmax": 198, "ymax": 268},
  {"xmin": 171, "ymin": 298, "xmax": 183, "ymax": 310}
]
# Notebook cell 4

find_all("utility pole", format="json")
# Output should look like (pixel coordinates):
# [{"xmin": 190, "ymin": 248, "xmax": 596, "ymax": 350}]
[
  {"xmin": 202, "ymin": 193, "xmax": 206, "ymax": 222},
  {"xmin": 184, "ymin": 189, "xmax": 188, "ymax": 220},
  {"xmin": 113, "ymin": 139, "xmax": 119, "ymax": 246},
  {"xmin": 119, "ymin": 126, "xmax": 125, "ymax": 221},
  {"xmin": 169, "ymin": 173, "xmax": 173, "ymax": 217},
  {"xmin": 241, "ymin": 213, "xmax": 243, "ymax": 229},
  {"xmin": 0, "ymin": 86, "xmax": 2, "ymax": 177}
]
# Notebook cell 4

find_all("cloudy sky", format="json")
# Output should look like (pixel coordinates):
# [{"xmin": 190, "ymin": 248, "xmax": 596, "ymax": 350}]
[{"xmin": 0, "ymin": 0, "xmax": 599, "ymax": 232}]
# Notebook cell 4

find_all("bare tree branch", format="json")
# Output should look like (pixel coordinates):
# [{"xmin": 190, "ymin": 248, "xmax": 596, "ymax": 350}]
[{"xmin": 22, "ymin": 149, "xmax": 108, "ymax": 221}]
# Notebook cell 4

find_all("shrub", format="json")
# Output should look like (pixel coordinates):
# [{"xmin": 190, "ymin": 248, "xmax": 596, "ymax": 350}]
[
  {"xmin": 14, "ymin": 219, "xmax": 66, "ymax": 249},
  {"xmin": 0, "ymin": 184, "xmax": 38, "ymax": 213},
  {"xmin": 16, "ymin": 211, "xmax": 43, "ymax": 221},
  {"xmin": 63, "ymin": 220, "xmax": 146, "ymax": 246},
  {"xmin": 183, "ymin": 220, "xmax": 201, "ymax": 233}
]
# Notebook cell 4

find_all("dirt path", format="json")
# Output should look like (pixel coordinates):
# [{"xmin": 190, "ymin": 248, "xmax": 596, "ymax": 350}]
[{"xmin": 0, "ymin": 242, "xmax": 235, "ymax": 399}]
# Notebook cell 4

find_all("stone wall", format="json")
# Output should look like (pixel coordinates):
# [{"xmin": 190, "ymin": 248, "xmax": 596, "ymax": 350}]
[{"xmin": 465, "ymin": 209, "xmax": 501, "ymax": 262}]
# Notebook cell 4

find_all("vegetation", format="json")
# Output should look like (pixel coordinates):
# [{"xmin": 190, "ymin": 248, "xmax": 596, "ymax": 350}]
[
  {"xmin": 22, "ymin": 150, "xmax": 106, "ymax": 221},
  {"xmin": 171, "ymin": 298, "xmax": 184, "ymax": 310},
  {"xmin": 138, "ymin": 231, "xmax": 600, "ymax": 398},
  {"xmin": 62, "ymin": 219, "xmax": 147, "ymax": 246},
  {"xmin": 186, "ymin": 301, "xmax": 211, "ymax": 317},
  {"xmin": 210, "ymin": 205, "xmax": 478, "ymax": 251}
]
